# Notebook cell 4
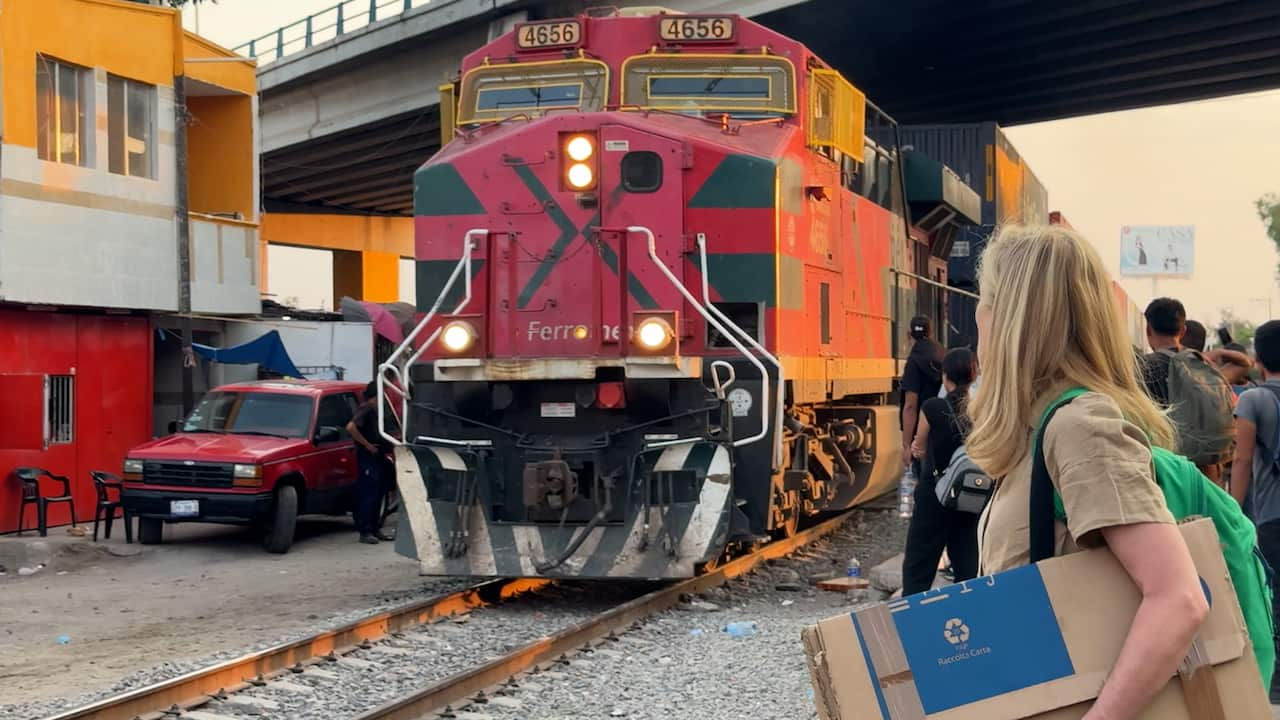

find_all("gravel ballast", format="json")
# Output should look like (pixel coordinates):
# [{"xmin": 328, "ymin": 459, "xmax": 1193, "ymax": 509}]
[
  {"xmin": 472, "ymin": 507, "xmax": 909, "ymax": 720},
  {"xmin": 4, "ymin": 506, "xmax": 909, "ymax": 720}
]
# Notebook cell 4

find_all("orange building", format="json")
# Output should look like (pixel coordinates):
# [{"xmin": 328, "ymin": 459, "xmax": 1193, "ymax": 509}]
[{"xmin": 0, "ymin": 0, "xmax": 258, "ymax": 533}]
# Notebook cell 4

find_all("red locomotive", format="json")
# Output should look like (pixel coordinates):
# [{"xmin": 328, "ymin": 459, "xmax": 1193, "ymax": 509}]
[{"xmin": 378, "ymin": 7, "xmax": 978, "ymax": 578}]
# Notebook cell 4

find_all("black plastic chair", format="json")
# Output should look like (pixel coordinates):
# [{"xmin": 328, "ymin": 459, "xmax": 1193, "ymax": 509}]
[
  {"xmin": 91, "ymin": 471, "xmax": 132, "ymax": 544},
  {"xmin": 14, "ymin": 467, "xmax": 77, "ymax": 537}
]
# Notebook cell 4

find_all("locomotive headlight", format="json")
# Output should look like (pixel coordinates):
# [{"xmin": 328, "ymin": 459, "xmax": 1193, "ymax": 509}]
[
  {"xmin": 441, "ymin": 321, "xmax": 477, "ymax": 353},
  {"xmin": 567, "ymin": 162, "xmax": 594, "ymax": 189},
  {"xmin": 636, "ymin": 317, "xmax": 674, "ymax": 350},
  {"xmin": 566, "ymin": 135, "xmax": 594, "ymax": 162}
]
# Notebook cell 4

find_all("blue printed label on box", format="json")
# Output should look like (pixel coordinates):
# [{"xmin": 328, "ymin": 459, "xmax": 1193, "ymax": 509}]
[{"xmin": 885, "ymin": 565, "xmax": 1075, "ymax": 713}]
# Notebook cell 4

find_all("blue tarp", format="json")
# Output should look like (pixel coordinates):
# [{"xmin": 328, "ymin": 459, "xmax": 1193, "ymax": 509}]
[{"xmin": 192, "ymin": 330, "xmax": 303, "ymax": 378}]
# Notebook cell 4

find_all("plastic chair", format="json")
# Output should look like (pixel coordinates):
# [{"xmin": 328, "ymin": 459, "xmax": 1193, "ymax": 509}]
[
  {"xmin": 14, "ymin": 467, "xmax": 77, "ymax": 537},
  {"xmin": 91, "ymin": 471, "xmax": 132, "ymax": 543}
]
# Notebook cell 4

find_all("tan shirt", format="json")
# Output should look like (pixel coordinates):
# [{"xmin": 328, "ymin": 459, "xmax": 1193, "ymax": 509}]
[{"xmin": 977, "ymin": 389, "xmax": 1174, "ymax": 574}]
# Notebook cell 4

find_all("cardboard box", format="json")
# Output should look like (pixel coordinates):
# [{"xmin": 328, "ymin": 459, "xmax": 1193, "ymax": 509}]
[{"xmin": 802, "ymin": 519, "xmax": 1271, "ymax": 719}]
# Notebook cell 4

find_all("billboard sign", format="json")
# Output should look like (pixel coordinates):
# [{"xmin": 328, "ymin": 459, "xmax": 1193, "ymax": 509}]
[{"xmin": 1119, "ymin": 225, "xmax": 1194, "ymax": 277}]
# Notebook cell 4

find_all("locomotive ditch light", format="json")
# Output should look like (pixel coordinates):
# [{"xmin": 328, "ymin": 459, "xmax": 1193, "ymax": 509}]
[
  {"xmin": 561, "ymin": 131, "xmax": 599, "ymax": 191},
  {"xmin": 567, "ymin": 163, "xmax": 594, "ymax": 189},
  {"xmin": 566, "ymin": 135, "xmax": 594, "ymax": 162},
  {"xmin": 633, "ymin": 312, "xmax": 677, "ymax": 354},
  {"xmin": 441, "ymin": 320, "xmax": 478, "ymax": 353}
]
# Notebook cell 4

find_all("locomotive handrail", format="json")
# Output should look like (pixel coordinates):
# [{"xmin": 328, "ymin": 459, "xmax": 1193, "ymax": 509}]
[
  {"xmin": 696, "ymin": 236, "xmax": 785, "ymax": 469},
  {"xmin": 629, "ymin": 225, "xmax": 770, "ymax": 449},
  {"xmin": 888, "ymin": 267, "xmax": 980, "ymax": 299},
  {"xmin": 376, "ymin": 229, "xmax": 486, "ymax": 448}
]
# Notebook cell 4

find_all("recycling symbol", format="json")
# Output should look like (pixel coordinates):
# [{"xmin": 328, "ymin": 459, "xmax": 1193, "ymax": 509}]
[{"xmin": 943, "ymin": 618, "xmax": 970, "ymax": 645}]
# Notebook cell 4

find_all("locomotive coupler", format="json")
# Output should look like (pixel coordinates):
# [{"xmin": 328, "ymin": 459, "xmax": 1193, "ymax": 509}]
[{"xmin": 523, "ymin": 458, "xmax": 578, "ymax": 513}]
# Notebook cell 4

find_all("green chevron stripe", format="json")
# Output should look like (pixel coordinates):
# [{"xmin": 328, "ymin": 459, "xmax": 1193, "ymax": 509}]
[
  {"xmin": 705, "ymin": 253, "xmax": 776, "ymax": 307},
  {"xmin": 689, "ymin": 154, "xmax": 776, "ymax": 209},
  {"xmin": 510, "ymin": 163, "xmax": 592, "ymax": 309},
  {"xmin": 415, "ymin": 259, "xmax": 487, "ymax": 311},
  {"xmin": 509, "ymin": 165, "xmax": 658, "ymax": 310},
  {"xmin": 415, "ymin": 164, "xmax": 485, "ymax": 216},
  {"xmin": 596, "ymin": 241, "xmax": 659, "ymax": 310}
]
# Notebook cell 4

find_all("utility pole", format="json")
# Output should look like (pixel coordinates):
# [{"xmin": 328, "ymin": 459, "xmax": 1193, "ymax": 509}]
[{"xmin": 175, "ymin": 57, "xmax": 195, "ymax": 416}]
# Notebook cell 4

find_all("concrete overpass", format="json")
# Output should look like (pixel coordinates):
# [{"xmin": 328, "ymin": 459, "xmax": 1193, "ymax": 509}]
[
  {"xmin": 255, "ymin": 0, "xmax": 802, "ymax": 217},
  {"xmin": 255, "ymin": 0, "xmax": 1280, "ymax": 216},
  {"xmin": 248, "ymin": 0, "xmax": 1280, "ymax": 301}
]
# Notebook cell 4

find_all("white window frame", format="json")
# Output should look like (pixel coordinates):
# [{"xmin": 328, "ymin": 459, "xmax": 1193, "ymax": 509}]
[
  {"xmin": 108, "ymin": 74, "xmax": 158, "ymax": 180},
  {"xmin": 36, "ymin": 55, "xmax": 91, "ymax": 167}
]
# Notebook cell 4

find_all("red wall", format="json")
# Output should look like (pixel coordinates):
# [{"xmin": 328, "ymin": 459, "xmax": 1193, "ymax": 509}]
[{"xmin": 0, "ymin": 308, "xmax": 152, "ymax": 533}]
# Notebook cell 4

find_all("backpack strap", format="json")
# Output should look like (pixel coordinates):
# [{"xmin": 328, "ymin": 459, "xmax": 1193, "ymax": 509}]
[{"xmin": 1029, "ymin": 387, "xmax": 1090, "ymax": 563}]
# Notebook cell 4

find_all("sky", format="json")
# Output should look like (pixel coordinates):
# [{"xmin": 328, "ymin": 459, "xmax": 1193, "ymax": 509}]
[{"xmin": 187, "ymin": 1, "xmax": 1280, "ymax": 324}]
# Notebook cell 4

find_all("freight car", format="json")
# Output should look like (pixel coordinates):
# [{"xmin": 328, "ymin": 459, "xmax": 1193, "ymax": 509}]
[{"xmin": 377, "ymin": 7, "xmax": 978, "ymax": 579}]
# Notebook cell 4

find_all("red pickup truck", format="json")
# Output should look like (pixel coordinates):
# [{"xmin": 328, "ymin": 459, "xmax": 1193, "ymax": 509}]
[{"xmin": 121, "ymin": 380, "xmax": 372, "ymax": 553}]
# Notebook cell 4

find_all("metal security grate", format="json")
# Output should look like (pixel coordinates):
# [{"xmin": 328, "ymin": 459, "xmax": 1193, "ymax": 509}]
[
  {"xmin": 46, "ymin": 375, "xmax": 74, "ymax": 445},
  {"xmin": 143, "ymin": 461, "xmax": 235, "ymax": 488}
]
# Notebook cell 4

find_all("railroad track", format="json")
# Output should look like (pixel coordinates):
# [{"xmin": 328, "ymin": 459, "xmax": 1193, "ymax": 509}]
[
  {"xmin": 356, "ymin": 511, "xmax": 854, "ymax": 720},
  {"xmin": 46, "ymin": 510, "xmax": 854, "ymax": 720},
  {"xmin": 44, "ymin": 579, "xmax": 548, "ymax": 720}
]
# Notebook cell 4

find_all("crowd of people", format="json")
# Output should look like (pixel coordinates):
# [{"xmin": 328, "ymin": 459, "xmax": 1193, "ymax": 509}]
[{"xmin": 899, "ymin": 224, "xmax": 1280, "ymax": 715}]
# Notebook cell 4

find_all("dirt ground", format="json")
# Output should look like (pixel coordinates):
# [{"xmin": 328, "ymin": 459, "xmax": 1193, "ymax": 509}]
[{"xmin": 0, "ymin": 514, "xmax": 443, "ymax": 708}]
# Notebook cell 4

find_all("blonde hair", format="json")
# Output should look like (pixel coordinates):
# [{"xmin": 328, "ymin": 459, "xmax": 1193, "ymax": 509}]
[{"xmin": 966, "ymin": 224, "xmax": 1174, "ymax": 478}]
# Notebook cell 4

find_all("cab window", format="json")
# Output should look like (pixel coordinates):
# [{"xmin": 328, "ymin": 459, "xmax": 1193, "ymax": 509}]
[
  {"xmin": 458, "ymin": 60, "xmax": 609, "ymax": 124},
  {"xmin": 316, "ymin": 394, "xmax": 356, "ymax": 441},
  {"xmin": 622, "ymin": 55, "xmax": 795, "ymax": 118}
]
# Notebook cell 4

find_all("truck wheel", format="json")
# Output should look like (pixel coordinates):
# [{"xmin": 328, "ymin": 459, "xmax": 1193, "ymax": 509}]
[
  {"xmin": 139, "ymin": 518, "xmax": 163, "ymax": 545},
  {"xmin": 263, "ymin": 485, "xmax": 298, "ymax": 554}
]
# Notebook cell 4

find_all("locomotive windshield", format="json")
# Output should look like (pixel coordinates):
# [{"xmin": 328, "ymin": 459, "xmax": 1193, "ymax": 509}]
[
  {"xmin": 458, "ymin": 59, "xmax": 609, "ymax": 124},
  {"xmin": 622, "ymin": 55, "xmax": 795, "ymax": 118}
]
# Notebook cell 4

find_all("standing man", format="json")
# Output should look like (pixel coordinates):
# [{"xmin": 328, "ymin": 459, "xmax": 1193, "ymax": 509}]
[
  {"xmin": 1183, "ymin": 319, "xmax": 1208, "ymax": 353},
  {"xmin": 1141, "ymin": 297, "xmax": 1186, "ymax": 405},
  {"xmin": 900, "ymin": 315, "xmax": 943, "ymax": 470},
  {"xmin": 1143, "ymin": 298, "xmax": 1236, "ymax": 487},
  {"xmin": 1230, "ymin": 320, "xmax": 1280, "ymax": 702},
  {"xmin": 347, "ymin": 380, "xmax": 394, "ymax": 545}
]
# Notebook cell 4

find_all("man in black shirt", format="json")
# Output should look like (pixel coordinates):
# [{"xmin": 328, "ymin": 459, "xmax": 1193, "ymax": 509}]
[
  {"xmin": 347, "ymin": 381, "xmax": 394, "ymax": 544},
  {"xmin": 1142, "ymin": 297, "xmax": 1186, "ymax": 405},
  {"xmin": 900, "ymin": 315, "xmax": 943, "ymax": 469}
]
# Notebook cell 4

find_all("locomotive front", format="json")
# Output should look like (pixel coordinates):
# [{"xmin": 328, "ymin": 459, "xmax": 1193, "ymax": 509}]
[{"xmin": 380, "ymin": 11, "xmax": 856, "ymax": 579}]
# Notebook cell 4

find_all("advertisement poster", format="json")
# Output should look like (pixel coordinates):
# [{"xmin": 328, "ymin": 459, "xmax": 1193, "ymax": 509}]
[{"xmin": 1119, "ymin": 225, "xmax": 1194, "ymax": 277}]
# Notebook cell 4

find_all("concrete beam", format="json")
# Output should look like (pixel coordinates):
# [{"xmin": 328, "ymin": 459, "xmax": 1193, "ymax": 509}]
[{"xmin": 259, "ymin": 26, "xmax": 482, "ymax": 154}]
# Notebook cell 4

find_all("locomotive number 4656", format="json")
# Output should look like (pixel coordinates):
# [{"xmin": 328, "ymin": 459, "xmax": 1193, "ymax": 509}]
[
  {"xmin": 658, "ymin": 16, "xmax": 735, "ymax": 41},
  {"xmin": 517, "ymin": 20, "xmax": 581, "ymax": 49}
]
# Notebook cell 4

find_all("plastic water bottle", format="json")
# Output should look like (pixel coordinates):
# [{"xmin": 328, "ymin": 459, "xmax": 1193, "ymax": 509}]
[
  {"xmin": 723, "ymin": 621, "xmax": 758, "ymax": 638},
  {"xmin": 898, "ymin": 467, "xmax": 917, "ymax": 519},
  {"xmin": 846, "ymin": 555, "xmax": 862, "ymax": 579}
]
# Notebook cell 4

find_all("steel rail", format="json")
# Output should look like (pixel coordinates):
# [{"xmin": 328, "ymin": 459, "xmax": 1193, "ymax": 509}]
[
  {"xmin": 44, "ymin": 578, "xmax": 549, "ymax": 720},
  {"xmin": 354, "ymin": 511, "xmax": 855, "ymax": 720}
]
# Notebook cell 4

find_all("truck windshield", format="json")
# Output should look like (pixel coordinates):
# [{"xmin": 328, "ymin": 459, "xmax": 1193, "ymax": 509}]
[
  {"xmin": 458, "ymin": 59, "xmax": 609, "ymax": 124},
  {"xmin": 182, "ymin": 392, "xmax": 314, "ymax": 439}
]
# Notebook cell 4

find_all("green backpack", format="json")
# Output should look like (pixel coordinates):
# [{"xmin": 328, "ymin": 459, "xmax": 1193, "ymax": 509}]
[{"xmin": 1031, "ymin": 387, "xmax": 1275, "ymax": 688}]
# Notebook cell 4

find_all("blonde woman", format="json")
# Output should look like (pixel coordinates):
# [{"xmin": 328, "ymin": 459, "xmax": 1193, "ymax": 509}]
[{"xmin": 968, "ymin": 224, "xmax": 1208, "ymax": 719}]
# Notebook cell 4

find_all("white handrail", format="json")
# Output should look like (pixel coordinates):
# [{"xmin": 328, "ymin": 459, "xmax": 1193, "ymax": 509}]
[
  {"xmin": 630, "ymin": 225, "xmax": 769, "ymax": 448},
  {"xmin": 377, "ymin": 229, "xmax": 485, "ymax": 447},
  {"xmin": 697, "ymin": 236, "xmax": 786, "ymax": 468}
]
